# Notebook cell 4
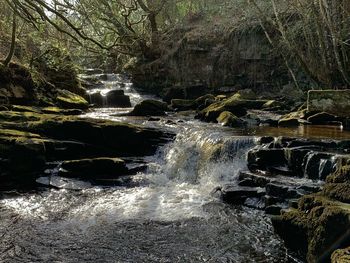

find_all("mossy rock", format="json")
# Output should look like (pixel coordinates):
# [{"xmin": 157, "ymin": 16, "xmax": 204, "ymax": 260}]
[
  {"xmin": 322, "ymin": 183, "xmax": 350, "ymax": 203},
  {"xmin": 278, "ymin": 110, "xmax": 307, "ymax": 127},
  {"xmin": 273, "ymin": 193, "xmax": 350, "ymax": 263},
  {"xmin": 331, "ymin": 247, "xmax": 350, "ymax": 262},
  {"xmin": 0, "ymin": 111, "xmax": 42, "ymax": 122},
  {"xmin": 129, "ymin": 99, "xmax": 168, "ymax": 116},
  {"xmin": 262, "ymin": 100, "xmax": 282, "ymax": 110},
  {"xmin": 195, "ymin": 94, "xmax": 215, "ymax": 105},
  {"xmin": 42, "ymin": 106, "xmax": 83, "ymax": 116},
  {"xmin": 198, "ymin": 93, "xmax": 268, "ymax": 122},
  {"xmin": 56, "ymin": 89, "xmax": 89, "ymax": 110},
  {"xmin": 216, "ymin": 111, "xmax": 245, "ymax": 127}
]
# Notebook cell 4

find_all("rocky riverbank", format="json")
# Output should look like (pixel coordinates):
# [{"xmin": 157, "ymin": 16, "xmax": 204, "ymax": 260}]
[{"xmin": 0, "ymin": 108, "xmax": 173, "ymax": 191}]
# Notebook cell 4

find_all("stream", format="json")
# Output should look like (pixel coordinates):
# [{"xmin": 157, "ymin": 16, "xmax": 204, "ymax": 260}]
[{"xmin": 1, "ymin": 73, "xmax": 349, "ymax": 262}]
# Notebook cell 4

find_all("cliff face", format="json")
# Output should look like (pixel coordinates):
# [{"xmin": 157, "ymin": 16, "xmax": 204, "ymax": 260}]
[{"xmin": 129, "ymin": 19, "xmax": 293, "ymax": 98}]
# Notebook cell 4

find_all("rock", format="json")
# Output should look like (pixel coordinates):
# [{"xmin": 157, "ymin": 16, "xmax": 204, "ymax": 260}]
[
  {"xmin": 216, "ymin": 111, "xmax": 245, "ymax": 127},
  {"xmin": 238, "ymin": 171, "xmax": 270, "ymax": 187},
  {"xmin": 272, "ymin": 158, "xmax": 350, "ymax": 262},
  {"xmin": 59, "ymin": 158, "xmax": 128, "ymax": 179},
  {"xmin": 106, "ymin": 90, "xmax": 131, "ymax": 107},
  {"xmin": 0, "ymin": 132, "xmax": 46, "ymax": 190},
  {"xmin": 307, "ymin": 112, "xmax": 338, "ymax": 125},
  {"xmin": 262, "ymin": 100, "xmax": 281, "ymax": 110},
  {"xmin": 308, "ymin": 90, "xmax": 350, "ymax": 117},
  {"xmin": 41, "ymin": 107, "xmax": 83, "ymax": 116},
  {"xmin": 148, "ymin": 117, "xmax": 161, "ymax": 122},
  {"xmin": 162, "ymin": 87, "xmax": 185, "ymax": 103},
  {"xmin": 266, "ymin": 183, "xmax": 302, "ymax": 199},
  {"xmin": 195, "ymin": 94, "xmax": 215, "ymax": 106},
  {"xmin": 272, "ymin": 196, "xmax": 350, "ymax": 262},
  {"xmin": 56, "ymin": 89, "xmax": 89, "ymax": 109},
  {"xmin": 88, "ymin": 92, "xmax": 104, "ymax": 106},
  {"xmin": 278, "ymin": 110, "xmax": 306, "ymax": 127},
  {"xmin": 0, "ymin": 111, "xmax": 173, "ymax": 157},
  {"xmin": 278, "ymin": 117, "xmax": 300, "ymax": 127},
  {"xmin": 265, "ymin": 205, "xmax": 283, "ymax": 215},
  {"xmin": 198, "ymin": 93, "xmax": 268, "ymax": 122},
  {"xmin": 331, "ymin": 247, "xmax": 350, "ymax": 262},
  {"xmin": 321, "ymin": 183, "xmax": 350, "ymax": 203},
  {"xmin": 10, "ymin": 105, "xmax": 41, "ymax": 113},
  {"xmin": 236, "ymin": 89, "xmax": 257, "ymax": 99},
  {"xmin": 247, "ymin": 148, "xmax": 287, "ymax": 171},
  {"xmin": 258, "ymin": 136, "xmax": 275, "ymax": 145},
  {"xmin": 171, "ymin": 99, "xmax": 196, "ymax": 111},
  {"xmin": 221, "ymin": 185, "xmax": 266, "ymax": 205},
  {"xmin": 302, "ymin": 152, "xmax": 335, "ymax": 180},
  {"xmin": 129, "ymin": 99, "xmax": 168, "ymax": 116}
]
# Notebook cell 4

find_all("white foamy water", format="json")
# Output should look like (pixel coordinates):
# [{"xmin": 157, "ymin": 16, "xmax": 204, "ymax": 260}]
[{"xmin": 2, "ymin": 126, "xmax": 254, "ymax": 225}]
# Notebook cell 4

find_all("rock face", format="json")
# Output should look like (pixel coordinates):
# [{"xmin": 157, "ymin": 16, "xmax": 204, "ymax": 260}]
[
  {"xmin": 307, "ymin": 90, "xmax": 350, "ymax": 117},
  {"xmin": 216, "ymin": 111, "xmax": 245, "ymax": 127},
  {"xmin": 128, "ymin": 19, "xmax": 293, "ymax": 98}
]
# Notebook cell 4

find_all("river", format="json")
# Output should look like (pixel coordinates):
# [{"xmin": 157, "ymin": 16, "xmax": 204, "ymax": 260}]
[{"xmin": 1, "ymin": 73, "xmax": 349, "ymax": 262}]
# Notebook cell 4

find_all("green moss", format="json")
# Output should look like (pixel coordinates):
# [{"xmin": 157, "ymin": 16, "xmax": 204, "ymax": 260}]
[
  {"xmin": 0, "ymin": 129, "xmax": 41, "ymax": 139},
  {"xmin": 216, "ymin": 111, "xmax": 243, "ymax": 127},
  {"xmin": 331, "ymin": 247, "xmax": 350, "ymax": 262},
  {"xmin": 0, "ymin": 111, "xmax": 42, "ymax": 122},
  {"xmin": 327, "ymin": 164, "xmax": 350, "ymax": 183},
  {"xmin": 56, "ymin": 89, "xmax": 89, "ymax": 109},
  {"xmin": 322, "ymin": 183, "xmax": 350, "ymax": 203}
]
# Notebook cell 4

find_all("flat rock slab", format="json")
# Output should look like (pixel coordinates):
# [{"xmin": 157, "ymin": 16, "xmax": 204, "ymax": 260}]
[
  {"xmin": 59, "ymin": 157, "xmax": 128, "ymax": 179},
  {"xmin": 307, "ymin": 90, "xmax": 350, "ymax": 117}
]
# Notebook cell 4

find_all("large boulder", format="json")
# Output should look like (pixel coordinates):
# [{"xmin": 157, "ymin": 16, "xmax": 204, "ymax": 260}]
[
  {"xmin": 129, "ymin": 99, "xmax": 168, "ymax": 116},
  {"xmin": 307, "ymin": 90, "xmax": 350, "ymax": 118},
  {"xmin": 106, "ymin": 90, "xmax": 131, "ymax": 107}
]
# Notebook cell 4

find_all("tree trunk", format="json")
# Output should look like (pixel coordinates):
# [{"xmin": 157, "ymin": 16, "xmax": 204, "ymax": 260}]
[{"xmin": 4, "ymin": 4, "xmax": 17, "ymax": 66}]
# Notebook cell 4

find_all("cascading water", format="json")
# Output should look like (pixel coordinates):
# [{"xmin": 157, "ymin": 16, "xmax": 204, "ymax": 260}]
[{"xmin": 0, "ymin": 123, "xmax": 298, "ymax": 262}]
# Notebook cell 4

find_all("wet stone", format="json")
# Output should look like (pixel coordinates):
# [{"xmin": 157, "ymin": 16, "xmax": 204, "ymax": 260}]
[{"xmin": 221, "ymin": 185, "xmax": 266, "ymax": 205}]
